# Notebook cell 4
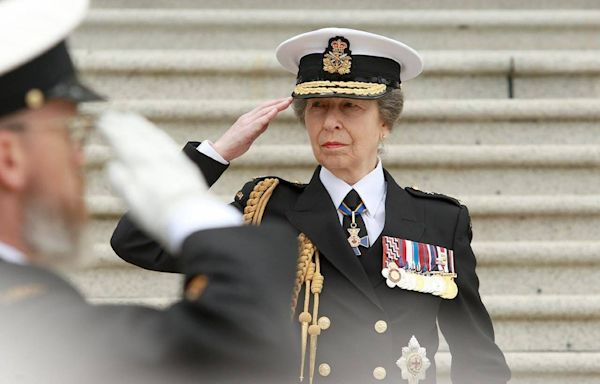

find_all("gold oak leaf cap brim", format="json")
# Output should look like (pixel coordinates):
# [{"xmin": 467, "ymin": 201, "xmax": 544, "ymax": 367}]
[{"xmin": 292, "ymin": 80, "xmax": 389, "ymax": 99}]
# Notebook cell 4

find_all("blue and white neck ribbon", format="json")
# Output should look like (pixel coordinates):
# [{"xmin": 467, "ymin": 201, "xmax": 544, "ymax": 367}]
[{"xmin": 338, "ymin": 201, "xmax": 367, "ymax": 217}]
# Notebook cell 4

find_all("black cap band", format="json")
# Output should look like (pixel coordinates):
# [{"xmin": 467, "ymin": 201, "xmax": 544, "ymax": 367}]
[
  {"xmin": 0, "ymin": 41, "xmax": 102, "ymax": 118},
  {"xmin": 296, "ymin": 53, "xmax": 401, "ymax": 88}
]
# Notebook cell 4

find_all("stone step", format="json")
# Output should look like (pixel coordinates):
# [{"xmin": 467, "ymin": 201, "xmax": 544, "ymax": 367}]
[
  {"xmin": 86, "ymin": 163, "xmax": 600, "ymax": 198},
  {"xmin": 85, "ymin": 193, "xmax": 600, "ymax": 242},
  {"xmin": 490, "ymin": 352, "xmax": 600, "ymax": 384},
  {"xmin": 65, "ymin": 264, "xmax": 182, "ymax": 300},
  {"xmin": 476, "ymin": 241, "xmax": 600, "ymax": 295},
  {"xmin": 486, "ymin": 295, "xmax": 600, "ymax": 352},
  {"xmin": 73, "ymin": 10, "xmax": 600, "ymax": 50},
  {"xmin": 87, "ymin": 240, "xmax": 600, "ymax": 269},
  {"xmin": 85, "ymin": 142, "xmax": 600, "ymax": 170},
  {"xmin": 81, "ymin": 99, "xmax": 600, "ymax": 147},
  {"xmin": 86, "ymin": 194, "xmax": 600, "ymax": 218},
  {"xmin": 90, "ymin": 0, "xmax": 600, "ymax": 10},
  {"xmin": 214, "ymin": 146, "xmax": 600, "ymax": 198},
  {"xmin": 82, "ymin": 240, "xmax": 600, "ymax": 296},
  {"xmin": 82, "ymin": 289, "xmax": 600, "ymax": 351},
  {"xmin": 86, "ymin": 163, "xmax": 599, "ymax": 197},
  {"xmin": 438, "ymin": 351, "xmax": 600, "ymax": 384},
  {"xmin": 83, "ymin": 139, "xmax": 600, "ymax": 196},
  {"xmin": 87, "ymin": 205, "xmax": 600, "ymax": 245},
  {"xmin": 75, "ymin": 50, "xmax": 600, "ymax": 99}
]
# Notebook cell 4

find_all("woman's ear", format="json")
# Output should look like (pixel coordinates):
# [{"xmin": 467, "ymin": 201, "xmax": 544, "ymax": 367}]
[
  {"xmin": 380, "ymin": 124, "xmax": 390, "ymax": 140},
  {"xmin": 0, "ymin": 131, "xmax": 28, "ymax": 192}
]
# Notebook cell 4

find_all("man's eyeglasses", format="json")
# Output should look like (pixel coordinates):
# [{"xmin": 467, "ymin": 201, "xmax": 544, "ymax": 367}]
[
  {"xmin": 0, "ymin": 115, "xmax": 96, "ymax": 147},
  {"xmin": 65, "ymin": 115, "xmax": 95, "ymax": 147}
]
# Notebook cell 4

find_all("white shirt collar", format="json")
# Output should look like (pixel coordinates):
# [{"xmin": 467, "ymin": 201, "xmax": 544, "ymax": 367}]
[
  {"xmin": 0, "ymin": 241, "xmax": 27, "ymax": 265},
  {"xmin": 319, "ymin": 160, "xmax": 386, "ymax": 216}
]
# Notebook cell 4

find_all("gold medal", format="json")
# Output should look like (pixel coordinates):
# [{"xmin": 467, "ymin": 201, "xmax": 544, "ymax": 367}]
[
  {"xmin": 401, "ymin": 271, "xmax": 416, "ymax": 290},
  {"xmin": 431, "ymin": 275, "xmax": 446, "ymax": 296},
  {"xmin": 441, "ymin": 277, "xmax": 458, "ymax": 299},
  {"xmin": 414, "ymin": 274, "xmax": 425, "ymax": 292},
  {"xmin": 422, "ymin": 276, "xmax": 435, "ymax": 294}
]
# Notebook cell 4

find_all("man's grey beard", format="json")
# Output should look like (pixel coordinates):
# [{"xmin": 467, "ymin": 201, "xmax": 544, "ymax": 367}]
[{"xmin": 22, "ymin": 197, "xmax": 84, "ymax": 266}]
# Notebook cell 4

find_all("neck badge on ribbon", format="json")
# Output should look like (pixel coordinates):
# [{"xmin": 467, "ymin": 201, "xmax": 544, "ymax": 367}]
[{"xmin": 339, "ymin": 202, "xmax": 369, "ymax": 255}]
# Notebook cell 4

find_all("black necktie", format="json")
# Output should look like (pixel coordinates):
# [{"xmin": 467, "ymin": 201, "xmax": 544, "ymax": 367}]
[{"xmin": 339, "ymin": 189, "xmax": 370, "ymax": 255}]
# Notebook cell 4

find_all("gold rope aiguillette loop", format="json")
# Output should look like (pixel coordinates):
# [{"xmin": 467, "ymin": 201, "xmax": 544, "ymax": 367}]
[
  {"xmin": 243, "ymin": 179, "xmax": 325, "ymax": 383},
  {"xmin": 243, "ymin": 178, "xmax": 280, "ymax": 225}
]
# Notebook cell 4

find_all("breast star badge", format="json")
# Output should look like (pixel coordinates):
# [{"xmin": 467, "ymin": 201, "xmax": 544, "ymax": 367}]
[{"xmin": 396, "ymin": 335, "xmax": 431, "ymax": 384}]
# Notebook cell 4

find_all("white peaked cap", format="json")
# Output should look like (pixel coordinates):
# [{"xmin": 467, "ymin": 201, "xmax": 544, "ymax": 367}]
[
  {"xmin": 276, "ymin": 27, "xmax": 423, "ymax": 82},
  {"xmin": 0, "ymin": 0, "xmax": 89, "ymax": 75}
]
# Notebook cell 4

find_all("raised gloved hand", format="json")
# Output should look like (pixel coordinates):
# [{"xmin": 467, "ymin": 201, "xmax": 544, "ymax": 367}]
[{"xmin": 97, "ymin": 111, "xmax": 241, "ymax": 254}]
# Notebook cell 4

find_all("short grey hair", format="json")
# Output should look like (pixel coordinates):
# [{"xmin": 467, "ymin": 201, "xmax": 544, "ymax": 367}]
[{"xmin": 291, "ymin": 88, "xmax": 405, "ymax": 130}]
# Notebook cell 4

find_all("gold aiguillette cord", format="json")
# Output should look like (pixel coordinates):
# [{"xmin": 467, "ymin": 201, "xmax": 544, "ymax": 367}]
[
  {"xmin": 299, "ymin": 260, "xmax": 314, "ymax": 381},
  {"xmin": 308, "ymin": 251, "xmax": 324, "ymax": 384}
]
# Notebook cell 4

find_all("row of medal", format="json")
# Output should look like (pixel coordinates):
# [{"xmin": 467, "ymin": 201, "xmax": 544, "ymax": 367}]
[{"xmin": 381, "ymin": 236, "xmax": 458, "ymax": 300}]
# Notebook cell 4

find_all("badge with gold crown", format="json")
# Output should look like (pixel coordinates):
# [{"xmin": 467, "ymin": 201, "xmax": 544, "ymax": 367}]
[{"xmin": 322, "ymin": 36, "xmax": 352, "ymax": 75}]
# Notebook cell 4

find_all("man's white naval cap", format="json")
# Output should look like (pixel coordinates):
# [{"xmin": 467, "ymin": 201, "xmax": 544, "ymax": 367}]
[
  {"xmin": 276, "ymin": 27, "xmax": 424, "ymax": 100},
  {"xmin": 0, "ymin": 0, "xmax": 102, "ymax": 118}
]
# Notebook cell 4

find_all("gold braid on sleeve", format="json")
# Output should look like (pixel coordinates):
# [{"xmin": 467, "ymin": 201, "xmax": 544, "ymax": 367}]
[{"xmin": 241, "ymin": 178, "xmax": 324, "ymax": 383}]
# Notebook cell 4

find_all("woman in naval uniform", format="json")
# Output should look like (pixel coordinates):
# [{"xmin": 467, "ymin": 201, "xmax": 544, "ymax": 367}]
[{"xmin": 111, "ymin": 28, "xmax": 511, "ymax": 384}]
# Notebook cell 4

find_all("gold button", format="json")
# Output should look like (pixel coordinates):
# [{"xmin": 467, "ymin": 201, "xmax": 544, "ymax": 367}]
[
  {"xmin": 318, "ymin": 363, "xmax": 331, "ymax": 377},
  {"xmin": 185, "ymin": 275, "xmax": 209, "ymax": 301},
  {"xmin": 374, "ymin": 320, "xmax": 388, "ymax": 334},
  {"xmin": 25, "ymin": 89, "xmax": 45, "ymax": 109},
  {"xmin": 373, "ymin": 367, "xmax": 386, "ymax": 380},
  {"xmin": 318, "ymin": 316, "xmax": 331, "ymax": 330}
]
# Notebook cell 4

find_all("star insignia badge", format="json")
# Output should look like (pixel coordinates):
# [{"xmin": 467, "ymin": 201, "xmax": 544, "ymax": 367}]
[{"xmin": 396, "ymin": 335, "xmax": 431, "ymax": 384}]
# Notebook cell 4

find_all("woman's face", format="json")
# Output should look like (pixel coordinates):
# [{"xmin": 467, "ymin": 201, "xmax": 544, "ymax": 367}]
[{"xmin": 304, "ymin": 97, "xmax": 389, "ymax": 183}]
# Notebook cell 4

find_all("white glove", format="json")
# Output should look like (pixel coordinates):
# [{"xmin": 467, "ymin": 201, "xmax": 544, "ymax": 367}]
[{"xmin": 97, "ymin": 111, "xmax": 242, "ymax": 254}]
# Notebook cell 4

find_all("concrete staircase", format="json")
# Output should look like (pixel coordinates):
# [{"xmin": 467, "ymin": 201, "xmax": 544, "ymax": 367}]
[{"xmin": 67, "ymin": 1, "xmax": 600, "ymax": 383}]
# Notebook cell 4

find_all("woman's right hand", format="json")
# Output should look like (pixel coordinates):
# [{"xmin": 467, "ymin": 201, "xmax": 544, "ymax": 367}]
[{"xmin": 212, "ymin": 97, "xmax": 293, "ymax": 162}]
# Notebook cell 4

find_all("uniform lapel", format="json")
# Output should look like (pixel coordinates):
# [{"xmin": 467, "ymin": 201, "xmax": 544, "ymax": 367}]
[
  {"xmin": 286, "ymin": 167, "xmax": 383, "ymax": 310},
  {"xmin": 382, "ymin": 169, "xmax": 425, "ymax": 241},
  {"xmin": 373, "ymin": 169, "xmax": 426, "ymax": 288}
]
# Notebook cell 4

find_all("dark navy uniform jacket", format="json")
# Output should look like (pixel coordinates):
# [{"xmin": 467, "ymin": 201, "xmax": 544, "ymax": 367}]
[
  {"xmin": 111, "ymin": 142, "xmax": 511, "ymax": 384},
  {"xmin": 0, "ymin": 225, "xmax": 297, "ymax": 384}
]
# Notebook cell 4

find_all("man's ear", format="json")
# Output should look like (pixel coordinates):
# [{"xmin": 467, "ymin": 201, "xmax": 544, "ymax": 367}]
[{"xmin": 0, "ymin": 131, "xmax": 27, "ymax": 191}]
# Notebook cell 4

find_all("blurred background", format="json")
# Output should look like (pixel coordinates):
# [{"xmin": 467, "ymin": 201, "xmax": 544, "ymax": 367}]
[{"xmin": 68, "ymin": 1, "xmax": 600, "ymax": 383}]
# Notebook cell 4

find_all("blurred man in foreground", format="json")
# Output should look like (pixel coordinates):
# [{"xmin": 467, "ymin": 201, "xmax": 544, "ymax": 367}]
[{"xmin": 0, "ymin": 0, "xmax": 296, "ymax": 383}]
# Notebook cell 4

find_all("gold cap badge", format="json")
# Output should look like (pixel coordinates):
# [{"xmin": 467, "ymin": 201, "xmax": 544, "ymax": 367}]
[{"xmin": 323, "ymin": 36, "xmax": 352, "ymax": 75}]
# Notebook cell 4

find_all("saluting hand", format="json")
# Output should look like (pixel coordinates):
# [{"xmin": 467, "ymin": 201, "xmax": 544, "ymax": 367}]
[
  {"xmin": 98, "ymin": 111, "xmax": 240, "ymax": 253},
  {"xmin": 213, "ymin": 97, "xmax": 293, "ymax": 162}
]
